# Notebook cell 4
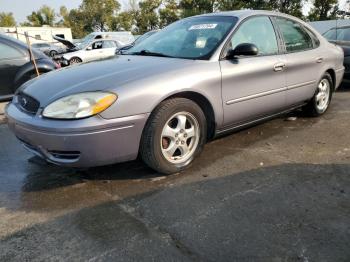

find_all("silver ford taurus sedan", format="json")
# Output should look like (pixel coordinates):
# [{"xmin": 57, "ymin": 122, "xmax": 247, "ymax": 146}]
[{"xmin": 6, "ymin": 10, "xmax": 345, "ymax": 174}]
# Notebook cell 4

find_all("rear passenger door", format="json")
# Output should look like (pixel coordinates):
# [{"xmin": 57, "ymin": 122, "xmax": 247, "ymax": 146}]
[{"xmin": 274, "ymin": 17, "xmax": 323, "ymax": 106}]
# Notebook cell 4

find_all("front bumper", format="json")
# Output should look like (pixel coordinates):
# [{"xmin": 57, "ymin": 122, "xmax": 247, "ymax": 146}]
[{"xmin": 5, "ymin": 103, "xmax": 149, "ymax": 168}]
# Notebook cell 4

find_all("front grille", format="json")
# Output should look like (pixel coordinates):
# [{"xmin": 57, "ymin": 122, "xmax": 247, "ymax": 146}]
[{"xmin": 17, "ymin": 92, "xmax": 40, "ymax": 114}]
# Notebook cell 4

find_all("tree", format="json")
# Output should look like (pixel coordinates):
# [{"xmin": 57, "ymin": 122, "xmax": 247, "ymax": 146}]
[
  {"xmin": 179, "ymin": 0, "xmax": 217, "ymax": 18},
  {"xmin": 273, "ymin": 0, "xmax": 304, "ymax": 18},
  {"xmin": 25, "ymin": 5, "xmax": 56, "ymax": 26},
  {"xmin": 135, "ymin": 0, "xmax": 162, "ymax": 34},
  {"xmin": 217, "ymin": 0, "xmax": 247, "ymax": 11},
  {"xmin": 110, "ymin": 11, "xmax": 135, "ymax": 31},
  {"xmin": 308, "ymin": 0, "xmax": 339, "ymax": 21},
  {"xmin": 79, "ymin": 0, "xmax": 121, "ymax": 31},
  {"xmin": 0, "ymin": 12, "xmax": 16, "ymax": 27},
  {"xmin": 159, "ymin": 0, "xmax": 180, "ymax": 27},
  {"xmin": 67, "ymin": 9, "xmax": 88, "ymax": 38}
]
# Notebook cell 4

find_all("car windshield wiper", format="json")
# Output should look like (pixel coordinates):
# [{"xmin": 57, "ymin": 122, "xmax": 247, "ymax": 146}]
[{"xmin": 129, "ymin": 50, "xmax": 174, "ymax": 58}]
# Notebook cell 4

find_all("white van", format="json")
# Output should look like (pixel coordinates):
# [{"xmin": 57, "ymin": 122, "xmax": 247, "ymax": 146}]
[{"xmin": 77, "ymin": 32, "xmax": 135, "ymax": 47}]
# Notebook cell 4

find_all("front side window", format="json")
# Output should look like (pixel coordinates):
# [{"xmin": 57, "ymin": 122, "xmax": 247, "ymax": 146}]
[
  {"xmin": 91, "ymin": 41, "xmax": 103, "ymax": 50},
  {"xmin": 276, "ymin": 17, "xmax": 313, "ymax": 52},
  {"xmin": 125, "ymin": 16, "xmax": 238, "ymax": 60},
  {"xmin": 0, "ymin": 43, "xmax": 23, "ymax": 60},
  {"xmin": 229, "ymin": 16, "xmax": 279, "ymax": 56}
]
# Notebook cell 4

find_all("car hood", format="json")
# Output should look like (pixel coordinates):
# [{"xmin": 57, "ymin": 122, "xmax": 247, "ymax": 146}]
[
  {"xmin": 53, "ymin": 35, "xmax": 77, "ymax": 50},
  {"xmin": 20, "ymin": 55, "xmax": 200, "ymax": 106}
]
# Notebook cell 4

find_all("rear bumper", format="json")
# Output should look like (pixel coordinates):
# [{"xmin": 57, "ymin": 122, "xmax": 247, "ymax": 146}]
[
  {"xmin": 6, "ymin": 103, "xmax": 149, "ymax": 167},
  {"xmin": 335, "ymin": 66, "xmax": 346, "ymax": 89}
]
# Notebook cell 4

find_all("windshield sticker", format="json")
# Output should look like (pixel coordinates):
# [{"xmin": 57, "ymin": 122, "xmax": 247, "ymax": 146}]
[{"xmin": 189, "ymin": 24, "xmax": 218, "ymax": 30}]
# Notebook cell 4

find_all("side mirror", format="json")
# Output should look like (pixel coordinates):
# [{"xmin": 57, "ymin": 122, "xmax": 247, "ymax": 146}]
[
  {"xmin": 226, "ymin": 43, "xmax": 259, "ymax": 59},
  {"xmin": 86, "ymin": 46, "xmax": 92, "ymax": 51}
]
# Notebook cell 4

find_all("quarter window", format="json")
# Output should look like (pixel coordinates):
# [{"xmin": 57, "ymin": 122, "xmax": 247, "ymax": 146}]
[
  {"xmin": 0, "ymin": 43, "xmax": 23, "ymax": 60},
  {"xmin": 229, "ymin": 16, "xmax": 279, "ymax": 56},
  {"xmin": 276, "ymin": 17, "xmax": 313, "ymax": 52}
]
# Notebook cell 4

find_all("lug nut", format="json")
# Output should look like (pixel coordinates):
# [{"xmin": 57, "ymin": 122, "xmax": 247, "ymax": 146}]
[
  {"xmin": 181, "ymin": 141, "xmax": 185, "ymax": 145},
  {"xmin": 180, "ymin": 129, "xmax": 184, "ymax": 133},
  {"xmin": 184, "ymin": 134, "xmax": 187, "ymax": 138},
  {"xmin": 176, "ymin": 141, "xmax": 179, "ymax": 145}
]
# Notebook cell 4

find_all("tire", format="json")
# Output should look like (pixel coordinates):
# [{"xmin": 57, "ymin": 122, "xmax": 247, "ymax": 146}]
[
  {"xmin": 303, "ymin": 72, "xmax": 333, "ymax": 117},
  {"xmin": 49, "ymin": 50, "xmax": 58, "ymax": 57},
  {"xmin": 69, "ymin": 57, "xmax": 82, "ymax": 65},
  {"xmin": 140, "ymin": 98, "xmax": 207, "ymax": 174}
]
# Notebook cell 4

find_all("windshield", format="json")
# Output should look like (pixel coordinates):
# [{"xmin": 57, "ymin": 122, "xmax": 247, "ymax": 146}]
[
  {"xmin": 324, "ymin": 28, "xmax": 350, "ymax": 42},
  {"xmin": 77, "ymin": 34, "xmax": 96, "ymax": 49},
  {"xmin": 125, "ymin": 16, "xmax": 238, "ymax": 59}
]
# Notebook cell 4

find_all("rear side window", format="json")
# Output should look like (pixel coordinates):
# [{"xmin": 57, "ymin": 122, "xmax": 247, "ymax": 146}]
[
  {"xmin": 276, "ymin": 17, "xmax": 313, "ymax": 52},
  {"xmin": 0, "ymin": 42, "xmax": 23, "ymax": 60},
  {"xmin": 103, "ymin": 41, "xmax": 117, "ymax": 48},
  {"xmin": 304, "ymin": 27, "xmax": 320, "ymax": 47},
  {"xmin": 230, "ymin": 16, "xmax": 279, "ymax": 55}
]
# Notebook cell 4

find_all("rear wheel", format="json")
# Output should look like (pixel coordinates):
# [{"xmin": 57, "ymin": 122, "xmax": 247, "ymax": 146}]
[
  {"xmin": 140, "ymin": 98, "xmax": 207, "ymax": 174},
  {"xmin": 304, "ymin": 73, "xmax": 333, "ymax": 117},
  {"xmin": 69, "ymin": 57, "xmax": 82, "ymax": 65}
]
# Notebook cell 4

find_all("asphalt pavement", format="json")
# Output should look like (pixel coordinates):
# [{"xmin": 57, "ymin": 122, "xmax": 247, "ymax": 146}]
[{"xmin": 0, "ymin": 90, "xmax": 349, "ymax": 261}]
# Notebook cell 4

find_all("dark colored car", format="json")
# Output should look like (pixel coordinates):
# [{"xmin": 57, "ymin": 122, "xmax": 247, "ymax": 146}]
[
  {"xmin": 117, "ymin": 30, "xmax": 159, "ymax": 54},
  {"xmin": 323, "ymin": 26, "xmax": 350, "ymax": 84},
  {"xmin": 0, "ymin": 34, "xmax": 59, "ymax": 101}
]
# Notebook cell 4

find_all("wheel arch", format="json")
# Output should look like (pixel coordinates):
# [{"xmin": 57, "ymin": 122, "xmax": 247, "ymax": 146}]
[
  {"xmin": 159, "ymin": 91, "xmax": 217, "ymax": 140},
  {"xmin": 325, "ymin": 68, "xmax": 336, "ymax": 89}
]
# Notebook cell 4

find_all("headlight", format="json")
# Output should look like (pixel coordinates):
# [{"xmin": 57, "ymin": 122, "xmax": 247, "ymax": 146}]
[{"xmin": 42, "ymin": 92, "xmax": 117, "ymax": 119}]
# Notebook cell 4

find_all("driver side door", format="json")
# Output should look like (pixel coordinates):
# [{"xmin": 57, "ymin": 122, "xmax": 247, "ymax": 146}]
[{"xmin": 220, "ymin": 16, "xmax": 287, "ymax": 127}]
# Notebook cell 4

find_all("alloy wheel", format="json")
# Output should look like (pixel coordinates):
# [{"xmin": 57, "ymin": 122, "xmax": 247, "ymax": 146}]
[{"xmin": 160, "ymin": 112, "xmax": 200, "ymax": 164}]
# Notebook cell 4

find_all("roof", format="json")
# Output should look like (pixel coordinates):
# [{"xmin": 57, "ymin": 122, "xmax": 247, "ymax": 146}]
[{"xmin": 197, "ymin": 10, "xmax": 283, "ymax": 18}]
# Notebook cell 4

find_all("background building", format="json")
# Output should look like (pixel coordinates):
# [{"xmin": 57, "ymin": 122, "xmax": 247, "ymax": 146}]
[{"xmin": 0, "ymin": 26, "xmax": 72, "ymax": 44}]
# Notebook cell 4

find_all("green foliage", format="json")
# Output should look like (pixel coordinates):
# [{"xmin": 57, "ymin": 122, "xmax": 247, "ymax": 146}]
[
  {"xmin": 0, "ymin": 12, "xmax": 16, "ymax": 27},
  {"xmin": 110, "ymin": 11, "xmax": 135, "ymax": 31},
  {"xmin": 79, "ymin": 0, "xmax": 121, "ymax": 31},
  {"xmin": 179, "ymin": 0, "xmax": 217, "ymax": 17},
  {"xmin": 25, "ymin": 5, "xmax": 56, "ymax": 26},
  {"xmin": 308, "ymin": 0, "xmax": 339, "ymax": 21},
  {"xmin": 135, "ymin": 0, "xmax": 162, "ymax": 34},
  {"xmin": 159, "ymin": 0, "xmax": 180, "ymax": 27},
  {"xmin": 19, "ymin": 0, "xmax": 339, "ymax": 39}
]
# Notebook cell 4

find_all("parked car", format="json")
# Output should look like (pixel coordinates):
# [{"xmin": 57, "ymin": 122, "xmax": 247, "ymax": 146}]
[
  {"xmin": 31, "ymin": 42, "xmax": 65, "ymax": 57},
  {"xmin": 75, "ymin": 31, "xmax": 135, "ymax": 47},
  {"xmin": 117, "ymin": 30, "xmax": 159, "ymax": 54},
  {"xmin": 6, "ymin": 10, "xmax": 344, "ymax": 174},
  {"xmin": 0, "ymin": 34, "xmax": 59, "ymax": 102},
  {"xmin": 323, "ymin": 26, "xmax": 350, "ymax": 84},
  {"xmin": 60, "ymin": 39, "xmax": 121, "ymax": 65}
]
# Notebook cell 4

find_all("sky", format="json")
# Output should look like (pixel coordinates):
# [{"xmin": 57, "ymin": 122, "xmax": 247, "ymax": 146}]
[
  {"xmin": 0, "ymin": 0, "xmax": 129, "ymax": 23},
  {"xmin": 0, "ymin": 0, "xmax": 348, "ymax": 23}
]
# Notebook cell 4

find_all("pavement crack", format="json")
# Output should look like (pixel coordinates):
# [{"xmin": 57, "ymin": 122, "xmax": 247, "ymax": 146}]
[{"xmin": 118, "ymin": 202, "xmax": 204, "ymax": 262}]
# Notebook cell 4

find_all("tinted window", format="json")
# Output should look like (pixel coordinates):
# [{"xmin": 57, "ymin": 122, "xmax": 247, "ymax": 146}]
[
  {"xmin": 0, "ymin": 43, "xmax": 23, "ymax": 60},
  {"xmin": 103, "ymin": 41, "xmax": 117, "ymax": 48},
  {"xmin": 276, "ymin": 17, "xmax": 313, "ymax": 52},
  {"xmin": 336, "ymin": 28, "xmax": 350, "ymax": 41},
  {"xmin": 229, "ymin": 16, "xmax": 278, "ymax": 56},
  {"xmin": 323, "ymin": 29, "xmax": 337, "ymax": 40},
  {"xmin": 304, "ymin": 27, "xmax": 320, "ymax": 47}
]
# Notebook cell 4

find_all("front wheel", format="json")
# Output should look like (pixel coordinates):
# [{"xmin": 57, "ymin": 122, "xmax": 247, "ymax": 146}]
[
  {"xmin": 303, "ymin": 72, "xmax": 333, "ymax": 117},
  {"xmin": 140, "ymin": 98, "xmax": 207, "ymax": 174},
  {"xmin": 69, "ymin": 57, "xmax": 82, "ymax": 65}
]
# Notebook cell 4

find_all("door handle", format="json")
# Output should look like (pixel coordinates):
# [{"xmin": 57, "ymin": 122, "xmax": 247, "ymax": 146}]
[
  {"xmin": 274, "ymin": 63, "xmax": 286, "ymax": 72},
  {"xmin": 316, "ymin": 57, "xmax": 324, "ymax": 63}
]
